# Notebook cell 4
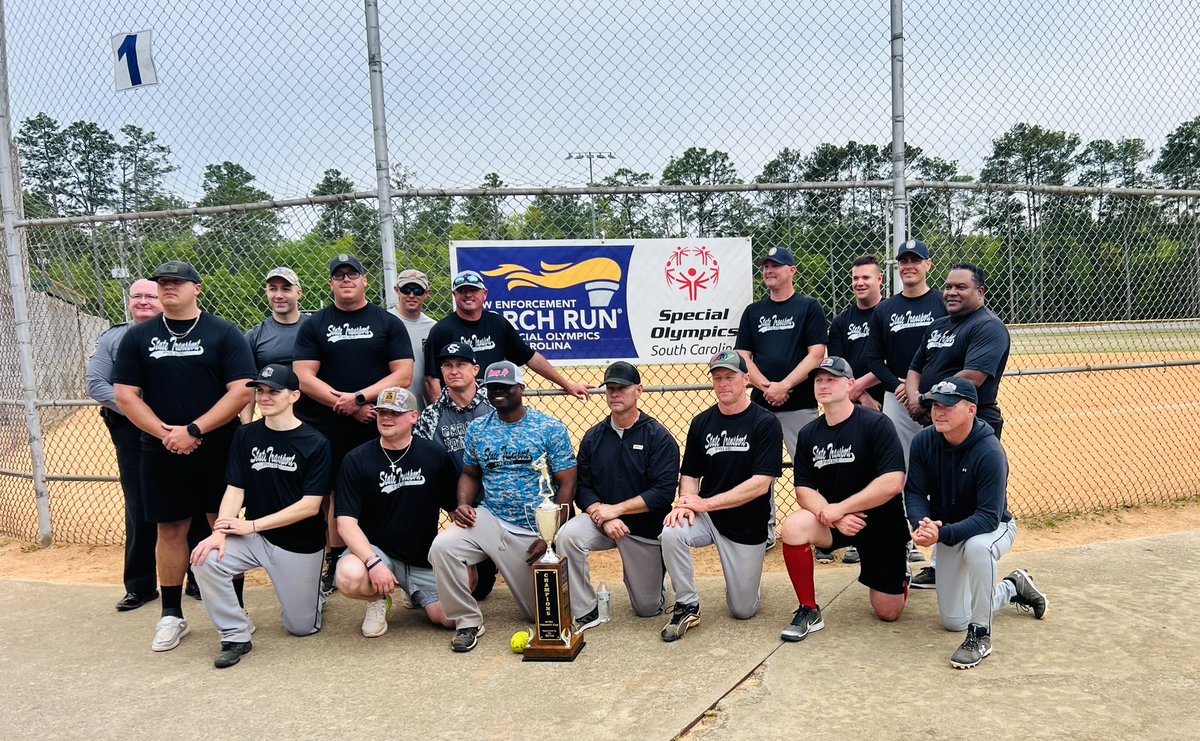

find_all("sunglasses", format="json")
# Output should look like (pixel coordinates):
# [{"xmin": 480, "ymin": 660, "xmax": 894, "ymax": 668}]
[
  {"xmin": 397, "ymin": 285, "xmax": 426, "ymax": 296},
  {"xmin": 331, "ymin": 271, "xmax": 361, "ymax": 281},
  {"xmin": 453, "ymin": 273, "xmax": 485, "ymax": 289}
]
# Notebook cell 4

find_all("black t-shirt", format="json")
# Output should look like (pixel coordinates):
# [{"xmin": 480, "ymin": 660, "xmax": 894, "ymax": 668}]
[
  {"xmin": 293, "ymin": 303, "xmax": 412, "ymax": 425},
  {"xmin": 680, "ymin": 403, "xmax": 783, "ymax": 545},
  {"xmin": 335, "ymin": 436, "xmax": 457, "ymax": 567},
  {"xmin": 244, "ymin": 314, "xmax": 309, "ymax": 370},
  {"xmin": 735, "ymin": 294, "xmax": 828, "ymax": 411},
  {"xmin": 865, "ymin": 290, "xmax": 946, "ymax": 392},
  {"xmin": 424, "ymin": 312, "xmax": 535, "ymax": 383},
  {"xmin": 225, "ymin": 421, "xmax": 332, "ymax": 553},
  {"xmin": 794, "ymin": 407, "xmax": 907, "ymax": 523},
  {"xmin": 112, "ymin": 312, "xmax": 256, "ymax": 430},
  {"xmin": 827, "ymin": 302, "xmax": 886, "ymax": 405},
  {"xmin": 910, "ymin": 306, "xmax": 1011, "ymax": 427}
]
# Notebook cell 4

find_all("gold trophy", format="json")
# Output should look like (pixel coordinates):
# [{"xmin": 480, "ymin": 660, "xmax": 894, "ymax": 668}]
[{"xmin": 523, "ymin": 454, "xmax": 585, "ymax": 661}]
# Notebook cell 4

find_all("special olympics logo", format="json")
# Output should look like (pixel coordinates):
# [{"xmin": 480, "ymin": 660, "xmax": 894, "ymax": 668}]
[{"xmin": 664, "ymin": 245, "xmax": 719, "ymax": 302}]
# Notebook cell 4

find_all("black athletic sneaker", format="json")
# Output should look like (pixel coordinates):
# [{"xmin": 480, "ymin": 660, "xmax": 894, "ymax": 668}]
[
  {"xmin": 780, "ymin": 605, "xmax": 824, "ymax": 642},
  {"xmin": 911, "ymin": 566, "xmax": 936, "ymax": 589},
  {"xmin": 451, "ymin": 625, "xmax": 485, "ymax": 653},
  {"xmin": 1005, "ymin": 569, "xmax": 1048, "ymax": 619},
  {"xmin": 814, "ymin": 548, "xmax": 835, "ymax": 564},
  {"xmin": 842, "ymin": 546, "xmax": 861, "ymax": 564},
  {"xmin": 950, "ymin": 624, "xmax": 991, "ymax": 669},
  {"xmin": 320, "ymin": 553, "xmax": 338, "ymax": 596},
  {"xmin": 660, "ymin": 602, "xmax": 700, "ymax": 642},
  {"xmin": 575, "ymin": 605, "xmax": 603, "ymax": 633},
  {"xmin": 907, "ymin": 541, "xmax": 927, "ymax": 563},
  {"xmin": 214, "ymin": 640, "xmax": 253, "ymax": 668},
  {"xmin": 184, "ymin": 579, "xmax": 201, "ymax": 601}
]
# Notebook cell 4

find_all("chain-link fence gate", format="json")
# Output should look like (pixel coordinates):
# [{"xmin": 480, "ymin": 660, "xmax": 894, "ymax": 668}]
[{"xmin": 1, "ymin": 1, "xmax": 1199, "ymax": 545}]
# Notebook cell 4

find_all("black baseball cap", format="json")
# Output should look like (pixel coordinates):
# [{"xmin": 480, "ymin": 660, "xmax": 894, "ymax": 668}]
[
  {"xmin": 813, "ymin": 356, "xmax": 854, "ymax": 380},
  {"xmin": 329, "ymin": 253, "xmax": 365, "ymax": 276},
  {"xmin": 708, "ymin": 349, "xmax": 747, "ymax": 374},
  {"xmin": 922, "ymin": 377, "xmax": 978, "ymax": 408},
  {"xmin": 896, "ymin": 239, "xmax": 930, "ymax": 260},
  {"xmin": 759, "ymin": 246, "xmax": 796, "ymax": 267},
  {"xmin": 603, "ymin": 361, "xmax": 641, "ymax": 386},
  {"xmin": 437, "ymin": 342, "xmax": 478, "ymax": 365},
  {"xmin": 246, "ymin": 363, "xmax": 299, "ymax": 391},
  {"xmin": 152, "ymin": 261, "xmax": 201, "ymax": 284}
]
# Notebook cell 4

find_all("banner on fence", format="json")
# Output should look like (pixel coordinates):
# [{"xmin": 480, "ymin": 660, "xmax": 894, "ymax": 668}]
[{"xmin": 450, "ymin": 239, "xmax": 753, "ymax": 366}]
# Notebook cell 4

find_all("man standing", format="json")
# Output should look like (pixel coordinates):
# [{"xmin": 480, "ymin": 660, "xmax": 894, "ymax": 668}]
[
  {"xmin": 390, "ymin": 268, "xmax": 438, "ymax": 409},
  {"xmin": 777, "ymin": 357, "xmax": 909, "ymax": 643},
  {"xmin": 659, "ymin": 350, "xmax": 782, "ymax": 642},
  {"xmin": 905, "ymin": 377, "xmax": 1047, "ymax": 670},
  {"xmin": 424, "ymin": 270, "xmax": 589, "ymax": 400},
  {"xmin": 292, "ymin": 253, "xmax": 415, "ymax": 592},
  {"xmin": 87, "ymin": 279, "xmax": 161, "ymax": 611},
  {"xmin": 904, "ymin": 263, "xmax": 1011, "ymax": 590},
  {"xmin": 241, "ymin": 267, "xmax": 307, "ymax": 423},
  {"xmin": 334, "ymin": 387, "xmax": 459, "ymax": 636},
  {"xmin": 824, "ymin": 254, "xmax": 888, "ymax": 565},
  {"xmin": 113, "ymin": 261, "xmax": 256, "ymax": 651},
  {"xmin": 734, "ymin": 247, "xmax": 826, "ymax": 546},
  {"xmin": 865, "ymin": 239, "xmax": 945, "ymax": 461},
  {"xmin": 557, "ymin": 361, "xmax": 679, "ymax": 628},
  {"xmin": 190, "ymin": 364, "xmax": 332, "ymax": 668},
  {"xmin": 428, "ymin": 361, "xmax": 577, "ymax": 653}
]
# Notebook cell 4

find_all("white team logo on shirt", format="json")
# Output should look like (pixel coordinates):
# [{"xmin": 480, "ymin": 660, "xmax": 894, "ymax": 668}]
[
  {"xmin": 250, "ymin": 446, "xmax": 298, "ymax": 472},
  {"xmin": 379, "ymin": 467, "xmax": 427, "ymax": 494},
  {"xmin": 812, "ymin": 443, "xmax": 856, "ymax": 469},
  {"xmin": 704, "ymin": 431, "xmax": 750, "ymax": 455},
  {"xmin": 326, "ymin": 323, "xmax": 375, "ymax": 343},
  {"xmin": 926, "ymin": 329, "xmax": 957, "ymax": 349},
  {"xmin": 461, "ymin": 334, "xmax": 497, "ymax": 352},
  {"xmin": 888, "ymin": 310, "xmax": 936, "ymax": 333},
  {"xmin": 757, "ymin": 314, "xmax": 796, "ymax": 333},
  {"xmin": 149, "ymin": 337, "xmax": 204, "ymax": 359},
  {"xmin": 847, "ymin": 322, "xmax": 870, "ymax": 341}
]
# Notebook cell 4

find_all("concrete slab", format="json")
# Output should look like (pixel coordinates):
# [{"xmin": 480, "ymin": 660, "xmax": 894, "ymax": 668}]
[{"xmin": 1, "ymin": 532, "xmax": 1197, "ymax": 740}]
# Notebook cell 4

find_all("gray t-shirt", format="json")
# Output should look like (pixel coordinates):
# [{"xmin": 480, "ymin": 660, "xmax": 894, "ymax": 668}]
[
  {"xmin": 393, "ymin": 310, "xmax": 436, "ymax": 409},
  {"xmin": 244, "ymin": 314, "xmax": 309, "ymax": 370},
  {"xmin": 86, "ymin": 322, "xmax": 135, "ymax": 414}
]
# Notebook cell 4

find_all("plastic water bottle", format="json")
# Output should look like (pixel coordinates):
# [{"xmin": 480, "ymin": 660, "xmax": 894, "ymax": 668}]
[{"xmin": 597, "ymin": 582, "xmax": 612, "ymax": 623}]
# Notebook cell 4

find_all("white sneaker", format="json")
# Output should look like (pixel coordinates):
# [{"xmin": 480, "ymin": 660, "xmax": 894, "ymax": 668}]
[
  {"xmin": 362, "ymin": 596, "xmax": 391, "ymax": 637},
  {"xmin": 151, "ymin": 616, "xmax": 190, "ymax": 652},
  {"xmin": 245, "ymin": 610, "xmax": 257, "ymax": 635}
]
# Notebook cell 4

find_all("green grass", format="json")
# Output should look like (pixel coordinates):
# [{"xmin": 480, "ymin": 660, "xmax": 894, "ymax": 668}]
[{"xmin": 1010, "ymin": 326, "xmax": 1200, "ymax": 356}]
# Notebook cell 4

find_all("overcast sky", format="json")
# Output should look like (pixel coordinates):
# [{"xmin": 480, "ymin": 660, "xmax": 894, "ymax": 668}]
[{"xmin": 7, "ymin": 0, "xmax": 1200, "ymax": 213}]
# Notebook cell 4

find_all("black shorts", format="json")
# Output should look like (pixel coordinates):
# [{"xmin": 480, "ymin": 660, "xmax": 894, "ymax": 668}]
[
  {"xmin": 140, "ymin": 426, "xmax": 237, "ymax": 524},
  {"xmin": 828, "ymin": 511, "xmax": 909, "ymax": 595},
  {"xmin": 310, "ymin": 418, "xmax": 378, "ymax": 488}
]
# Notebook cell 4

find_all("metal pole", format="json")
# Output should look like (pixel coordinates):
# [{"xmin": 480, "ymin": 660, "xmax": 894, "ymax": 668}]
[
  {"xmin": 364, "ymin": 0, "xmax": 397, "ymax": 308},
  {"xmin": 0, "ymin": 3, "xmax": 52, "ymax": 546},
  {"xmin": 588, "ymin": 156, "xmax": 597, "ymax": 239},
  {"xmin": 888, "ymin": 0, "xmax": 907, "ymax": 296}
]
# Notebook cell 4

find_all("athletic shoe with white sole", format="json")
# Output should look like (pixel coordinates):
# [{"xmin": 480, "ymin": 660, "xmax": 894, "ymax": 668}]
[
  {"xmin": 575, "ymin": 605, "xmax": 603, "ymax": 633},
  {"xmin": 1005, "ymin": 569, "xmax": 1048, "ymax": 619},
  {"xmin": 842, "ymin": 546, "xmax": 861, "ymax": 564},
  {"xmin": 214, "ymin": 640, "xmax": 253, "ymax": 669},
  {"xmin": 911, "ymin": 566, "xmax": 936, "ymax": 589},
  {"xmin": 660, "ymin": 602, "xmax": 700, "ymax": 642},
  {"xmin": 814, "ymin": 548, "xmax": 835, "ymax": 564},
  {"xmin": 950, "ymin": 624, "xmax": 992, "ymax": 669},
  {"xmin": 907, "ymin": 541, "xmax": 927, "ymax": 563},
  {"xmin": 362, "ymin": 595, "xmax": 391, "ymax": 638},
  {"xmin": 451, "ymin": 625, "xmax": 485, "ymax": 652},
  {"xmin": 780, "ymin": 605, "xmax": 824, "ymax": 642},
  {"xmin": 151, "ymin": 616, "xmax": 190, "ymax": 652}
]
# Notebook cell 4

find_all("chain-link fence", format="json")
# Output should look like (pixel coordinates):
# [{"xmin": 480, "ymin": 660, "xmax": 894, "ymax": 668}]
[{"xmin": 1, "ymin": 1, "xmax": 1199, "ymax": 545}]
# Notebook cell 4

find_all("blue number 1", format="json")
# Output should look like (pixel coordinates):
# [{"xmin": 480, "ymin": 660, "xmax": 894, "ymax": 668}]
[{"xmin": 117, "ymin": 34, "xmax": 141, "ymax": 86}]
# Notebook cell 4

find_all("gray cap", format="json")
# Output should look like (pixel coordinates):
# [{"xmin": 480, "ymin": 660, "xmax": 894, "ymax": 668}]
[
  {"xmin": 375, "ymin": 387, "xmax": 418, "ymax": 412},
  {"xmin": 813, "ymin": 356, "xmax": 854, "ymax": 380},
  {"xmin": 482, "ymin": 360, "xmax": 524, "ymax": 386},
  {"xmin": 265, "ymin": 267, "xmax": 301, "ymax": 286},
  {"xmin": 707, "ymin": 349, "xmax": 747, "ymax": 374}
]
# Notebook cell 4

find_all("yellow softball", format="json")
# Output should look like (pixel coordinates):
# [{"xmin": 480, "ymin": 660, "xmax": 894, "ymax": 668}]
[{"xmin": 510, "ymin": 629, "xmax": 531, "ymax": 653}]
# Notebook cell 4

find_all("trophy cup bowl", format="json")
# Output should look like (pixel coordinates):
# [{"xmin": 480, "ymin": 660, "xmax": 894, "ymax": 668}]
[{"xmin": 533, "ymin": 499, "xmax": 567, "ymax": 563}]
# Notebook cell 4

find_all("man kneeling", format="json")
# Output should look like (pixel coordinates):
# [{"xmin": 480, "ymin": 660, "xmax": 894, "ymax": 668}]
[
  {"xmin": 779, "ymin": 357, "xmax": 909, "ymax": 642},
  {"xmin": 334, "ymin": 387, "xmax": 459, "ymax": 636},
  {"xmin": 191, "ymin": 365, "xmax": 331, "ymax": 668}
]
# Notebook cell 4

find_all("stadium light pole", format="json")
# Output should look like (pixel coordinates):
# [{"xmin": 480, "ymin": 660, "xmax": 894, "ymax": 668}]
[{"xmin": 567, "ymin": 151, "xmax": 614, "ymax": 239}]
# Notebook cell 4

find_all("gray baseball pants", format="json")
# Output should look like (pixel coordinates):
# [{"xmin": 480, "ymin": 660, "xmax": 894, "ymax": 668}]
[
  {"xmin": 934, "ymin": 520, "xmax": 1018, "ymax": 632},
  {"xmin": 556, "ymin": 514, "xmax": 666, "ymax": 619},
  {"xmin": 428, "ymin": 506, "xmax": 537, "ymax": 629},
  {"xmin": 770, "ymin": 408, "xmax": 817, "ymax": 546},
  {"xmin": 660, "ymin": 512, "xmax": 765, "ymax": 619},
  {"xmin": 193, "ymin": 533, "xmax": 325, "ymax": 643},
  {"xmin": 883, "ymin": 392, "xmax": 923, "ymax": 466}
]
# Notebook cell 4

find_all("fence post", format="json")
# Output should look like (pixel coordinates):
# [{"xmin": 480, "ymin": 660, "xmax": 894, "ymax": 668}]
[
  {"xmin": 0, "ymin": 3, "xmax": 52, "ymax": 546},
  {"xmin": 364, "ymin": 0, "xmax": 397, "ymax": 307},
  {"xmin": 888, "ymin": 0, "xmax": 907, "ymax": 294}
]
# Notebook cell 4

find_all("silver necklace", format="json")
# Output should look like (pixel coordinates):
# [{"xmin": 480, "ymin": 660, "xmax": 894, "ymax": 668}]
[
  {"xmin": 163, "ymin": 313, "xmax": 201, "ymax": 340},
  {"xmin": 381, "ymin": 441, "xmax": 412, "ymax": 473}
]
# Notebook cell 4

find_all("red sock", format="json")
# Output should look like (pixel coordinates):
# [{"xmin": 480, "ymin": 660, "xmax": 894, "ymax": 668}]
[{"xmin": 782, "ymin": 543, "xmax": 817, "ymax": 609}]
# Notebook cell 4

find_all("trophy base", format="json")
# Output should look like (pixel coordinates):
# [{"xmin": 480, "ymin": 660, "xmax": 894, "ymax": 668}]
[{"xmin": 522, "ymin": 638, "xmax": 585, "ymax": 662}]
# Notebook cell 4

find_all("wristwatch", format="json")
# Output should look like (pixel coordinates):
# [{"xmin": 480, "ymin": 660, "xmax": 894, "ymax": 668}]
[
  {"xmin": 354, "ymin": 392, "xmax": 368, "ymax": 406},
  {"xmin": 186, "ymin": 423, "xmax": 204, "ymax": 439}
]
